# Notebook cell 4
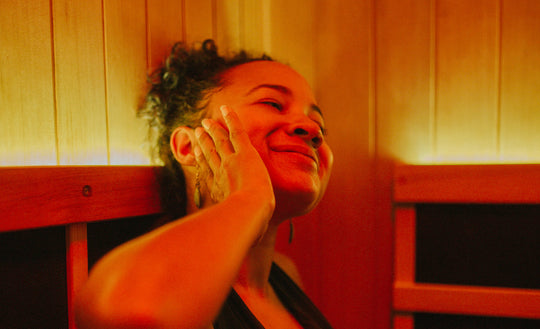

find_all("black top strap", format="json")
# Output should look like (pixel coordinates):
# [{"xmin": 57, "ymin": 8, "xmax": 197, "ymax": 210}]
[{"xmin": 214, "ymin": 263, "xmax": 333, "ymax": 329}]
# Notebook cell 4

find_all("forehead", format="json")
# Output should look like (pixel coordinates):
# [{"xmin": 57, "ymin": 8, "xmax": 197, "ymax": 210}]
[{"xmin": 220, "ymin": 61, "xmax": 315, "ymax": 99}]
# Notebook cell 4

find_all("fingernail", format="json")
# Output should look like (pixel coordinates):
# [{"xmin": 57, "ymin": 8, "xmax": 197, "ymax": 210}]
[
  {"xmin": 201, "ymin": 119, "xmax": 210, "ymax": 130},
  {"xmin": 195, "ymin": 126, "xmax": 203, "ymax": 138},
  {"xmin": 194, "ymin": 145, "xmax": 201, "ymax": 157},
  {"xmin": 220, "ymin": 105, "xmax": 230, "ymax": 117}
]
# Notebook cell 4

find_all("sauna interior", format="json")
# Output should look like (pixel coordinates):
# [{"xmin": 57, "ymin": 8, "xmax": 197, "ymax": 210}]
[{"xmin": 1, "ymin": 1, "xmax": 540, "ymax": 328}]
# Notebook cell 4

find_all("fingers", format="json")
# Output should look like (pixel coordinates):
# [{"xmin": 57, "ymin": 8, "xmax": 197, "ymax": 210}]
[
  {"xmin": 195, "ymin": 105, "xmax": 251, "ymax": 176},
  {"xmin": 219, "ymin": 105, "xmax": 250, "ymax": 153}
]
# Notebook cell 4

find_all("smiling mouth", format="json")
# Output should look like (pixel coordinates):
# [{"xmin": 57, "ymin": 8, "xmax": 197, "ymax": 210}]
[{"xmin": 270, "ymin": 145, "xmax": 318, "ymax": 165}]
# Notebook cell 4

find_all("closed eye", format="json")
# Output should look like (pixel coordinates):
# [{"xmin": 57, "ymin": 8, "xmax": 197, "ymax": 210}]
[{"xmin": 260, "ymin": 100, "xmax": 283, "ymax": 111}]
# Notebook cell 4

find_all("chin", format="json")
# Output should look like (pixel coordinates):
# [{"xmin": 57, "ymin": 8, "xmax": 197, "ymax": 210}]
[
  {"xmin": 272, "ymin": 188, "xmax": 322, "ymax": 219},
  {"xmin": 266, "ymin": 165, "xmax": 329, "ymax": 218}
]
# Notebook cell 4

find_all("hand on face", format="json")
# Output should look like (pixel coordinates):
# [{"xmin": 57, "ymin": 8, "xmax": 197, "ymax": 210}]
[{"xmin": 194, "ymin": 105, "xmax": 275, "ymax": 208}]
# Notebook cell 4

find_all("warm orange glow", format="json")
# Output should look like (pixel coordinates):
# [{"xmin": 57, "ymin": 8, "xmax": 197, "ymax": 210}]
[{"xmin": 417, "ymin": 154, "xmax": 539, "ymax": 165}]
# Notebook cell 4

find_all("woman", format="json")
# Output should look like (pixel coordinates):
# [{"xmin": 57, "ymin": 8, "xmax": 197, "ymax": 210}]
[{"xmin": 75, "ymin": 40, "xmax": 334, "ymax": 329}]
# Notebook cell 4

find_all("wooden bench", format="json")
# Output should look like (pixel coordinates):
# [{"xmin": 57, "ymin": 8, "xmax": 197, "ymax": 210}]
[
  {"xmin": 392, "ymin": 164, "xmax": 540, "ymax": 328},
  {"xmin": 0, "ymin": 166, "xmax": 162, "ymax": 329}
]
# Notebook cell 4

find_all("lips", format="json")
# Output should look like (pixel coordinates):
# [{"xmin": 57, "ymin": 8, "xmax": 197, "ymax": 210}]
[{"xmin": 269, "ymin": 144, "xmax": 319, "ymax": 165}]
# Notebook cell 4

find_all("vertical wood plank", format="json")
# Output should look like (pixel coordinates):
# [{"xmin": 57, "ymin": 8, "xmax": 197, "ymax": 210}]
[
  {"xmin": 65, "ymin": 223, "xmax": 88, "ymax": 329},
  {"xmin": 435, "ymin": 0, "xmax": 499, "ymax": 160},
  {"xmin": 500, "ymin": 0, "xmax": 540, "ymax": 161},
  {"xmin": 0, "ymin": 0, "xmax": 57, "ymax": 165},
  {"xmin": 394, "ymin": 207, "xmax": 417, "ymax": 283},
  {"xmin": 214, "ymin": 0, "xmax": 242, "ymax": 55},
  {"xmin": 393, "ymin": 314, "xmax": 414, "ymax": 329},
  {"xmin": 241, "ymin": 0, "xmax": 266, "ymax": 53},
  {"xmin": 265, "ymin": 0, "xmax": 315, "ymax": 87},
  {"xmin": 184, "ymin": 0, "xmax": 215, "ymax": 45},
  {"xmin": 376, "ymin": 0, "xmax": 433, "ymax": 163},
  {"xmin": 301, "ymin": 1, "xmax": 375, "ymax": 328},
  {"xmin": 147, "ymin": 0, "xmax": 184, "ymax": 72},
  {"xmin": 104, "ymin": 0, "xmax": 150, "ymax": 165},
  {"xmin": 52, "ymin": 0, "xmax": 108, "ymax": 165}
]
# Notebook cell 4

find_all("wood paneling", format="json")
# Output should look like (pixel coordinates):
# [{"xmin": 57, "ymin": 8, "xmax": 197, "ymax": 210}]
[
  {"xmin": 376, "ymin": 0, "xmax": 433, "ymax": 162},
  {"xmin": 147, "ymin": 0, "xmax": 184, "ymax": 72},
  {"xmin": 0, "ymin": 0, "xmax": 57, "ymax": 165},
  {"xmin": 301, "ymin": 2, "xmax": 375, "ymax": 328},
  {"xmin": 0, "ymin": 166, "xmax": 161, "ymax": 232},
  {"xmin": 265, "ymin": 0, "xmax": 315, "ymax": 87},
  {"xmin": 435, "ymin": 0, "xmax": 499, "ymax": 160},
  {"xmin": 240, "ymin": 0, "xmax": 267, "ymax": 54},
  {"xmin": 104, "ymin": 0, "xmax": 149, "ymax": 165},
  {"xmin": 184, "ymin": 0, "xmax": 215, "ymax": 44},
  {"xmin": 500, "ymin": 0, "xmax": 540, "ymax": 161},
  {"xmin": 394, "ymin": 282, "xmax": 540, "ymax": 319},
  {"xmin": 215, "ymin": 0, "xmax": 242, "ymax": 54},
  {"xmin": 53, "ymin": 0, "xmax": 108, "ymax": 165},
  {"xmin": 394, "ymin": 164, "xmax": 540, "ymax": 203}
]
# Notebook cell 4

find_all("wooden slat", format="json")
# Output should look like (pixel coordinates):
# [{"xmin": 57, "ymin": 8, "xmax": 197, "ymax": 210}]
[
  {"xmin": 147, "ymin": 0, "xmax": 184, "ymax": 72},
  {"xmin": 104, "ymin": 0, "xmax": 149, "ymax": 165},
  {"xmin": 394, "ymin": 164, "xmax": 540, "ymax": 204},
  {"xmin": 0, "ymin": 166, "xmax": 161, "ymax": 232},
  {"xmin": 265, "ymin": 0, "xmax": 315, "ymax": 87},
  {"xmin": 375, "ymin": 0, "xmax": 433, "ymax": 163},
  {"xmin": 184, "ymin": 0, "xmax": 215, "ymax": 44},
  {"xmin": 500, "ymin": 0, "xmax": 540, "ymax": 161},
  {"xmin": 393, "ymin": 282, "xmax": 540, "ymax": 319},
  {"xmin": 241, "ymin": 0, "xmax": 266, "ymax": 53},
  {"xmin": 393, "ymin": 314, "xmax": 414, "ymax": 329},
  {"xmin": 52, "ymin": 0, "xmax": 108, "ymax": 165},
  {"xmin": 0, "ymin": 0, "xmax": 57, "ymax": 166},
  {"xmin": 394, "ymin": 206, "xmax": 416, "ymax": 283},
  {"xmin": 214, "ymin": 0, "xmax": 241, "ymax": 55},
  {"xmin": 435, "ymin": 0, "xmax": 499, "ymax": 159},
  {"xmin": 65, "ymin": 223, "xmax": 88, "ymax": 329}
]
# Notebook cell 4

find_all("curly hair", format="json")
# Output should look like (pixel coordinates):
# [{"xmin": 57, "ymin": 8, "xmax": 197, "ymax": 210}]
[{"xmin": 138, "ymin": 39, "xmax": 272, "ymax": 220}]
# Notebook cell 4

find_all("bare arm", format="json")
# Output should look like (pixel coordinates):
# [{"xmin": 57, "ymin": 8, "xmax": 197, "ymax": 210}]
[{"xmin": 75, "ymin": 107, "xmax": 275, "ymax": 329}]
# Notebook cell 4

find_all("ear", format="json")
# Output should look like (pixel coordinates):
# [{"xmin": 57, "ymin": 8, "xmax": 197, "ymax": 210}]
[{"xmin": 170, "ymin": 126, "xmax": 197, "ymax": 166}]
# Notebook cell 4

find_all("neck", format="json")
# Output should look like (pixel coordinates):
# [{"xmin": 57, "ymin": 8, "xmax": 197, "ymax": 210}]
[{"xmin": 234, "ymin": 221, "xmax": 281, "ymax": 296}]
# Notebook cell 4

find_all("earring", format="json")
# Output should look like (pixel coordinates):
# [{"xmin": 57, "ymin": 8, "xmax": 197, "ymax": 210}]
[
  {"xmin": 194, "ymin": 168, "xmax": 202, "ymax": 209},
  {"xmin": 288, "ymin": 219, "xmax": 294, "ymax": 244}
]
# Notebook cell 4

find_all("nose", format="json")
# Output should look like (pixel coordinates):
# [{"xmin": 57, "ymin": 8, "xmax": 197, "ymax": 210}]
[{"xmin": 287, "ymin": 119, "xmax": 324, "ymax": 149}]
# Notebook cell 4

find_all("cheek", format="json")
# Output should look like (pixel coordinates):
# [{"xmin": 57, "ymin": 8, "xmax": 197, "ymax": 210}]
[{"xmin": 319, "ymin": 144, "xmax": 334, "ymax": 176}]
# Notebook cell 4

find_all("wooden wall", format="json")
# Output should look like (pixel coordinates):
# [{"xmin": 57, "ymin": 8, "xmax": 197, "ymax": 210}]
[{"xmin": 2, "ymin": 0, "xmax": 540, "ymax": 328}]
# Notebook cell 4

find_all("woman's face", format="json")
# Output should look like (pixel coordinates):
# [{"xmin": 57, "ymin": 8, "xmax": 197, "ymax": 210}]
[{"xmin": 205, "ymin": 61, "xmax": 334, "ymax": 217}]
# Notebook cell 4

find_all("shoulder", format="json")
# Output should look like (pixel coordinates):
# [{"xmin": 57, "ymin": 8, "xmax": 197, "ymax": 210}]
[{"xmin": 273, "ymin": 252, "xmax": 304, "ymax": 289}]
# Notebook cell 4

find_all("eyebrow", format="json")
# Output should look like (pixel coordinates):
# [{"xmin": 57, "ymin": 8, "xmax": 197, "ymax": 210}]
[
  {"xmin": 245, "ymin": 84, "xmax": 324, "ymax": 117},
  {"xmin": 245, "ymin": 84, "xmax": 291, "ymax": 96}
]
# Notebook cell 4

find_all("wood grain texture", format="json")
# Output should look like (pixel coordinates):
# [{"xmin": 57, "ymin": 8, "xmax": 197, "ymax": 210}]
[
  {"xmin": 53, "ymin": 0, "xmax": 108, "ymax": 165},
  {"xmin": 500, "ymin": 0, "xmax": 540, "ymax": 161},
  {"xmin": 65, "ymin": 223, "xmax": 88, "ymax": 329},
  {"xmin": 147, "ymin": 0, "xmax": 184, "ymax": 72},
  {"xmin": 240, "ymin": 0, "xmax": 266, "ymax": 54},
  {"xmin": 393, "ymin": 207, "xmax": 416, "ymax": 283},
  {"xmin": 0, "ymin": 0, "xmax": 57, "ymax": 165},
  {"xmin": 394, "ymin": 282, "xmax": 540, "ymax": 319},
  {"xmin": 393, "ymin": 314, "xmax": 414, "ymax": 329},
  {"xmin": 435, "ymin": 0, "xmax": 499, "ymax": 160},
  {"xmin": 375, "ymin": 0, "xmax": 433, "ymax": 162},
  {"xmin": 184, "ymin": 0, "xmax": 215, "ymax": 45},
  {"xmin": 0, "ymin": 166, "xmax": 161, "ymax": 232},
  {"xmin": 394, "ymin": 164, "xmax": 540, "ymax": 203},
  {"xmin": 214, "ymin": 0, "xmax": 241, "ymax": 55},
  {"xmin": 265, "ymin": 0, "xmax": 315, "ymax": 87},
  {"xmin": 296, "ymin": 2, "xmax": 376, "ymax": 328},
  {"xmin": 104, "ymin": 0, "xmax": 150, "ymax": 165}
]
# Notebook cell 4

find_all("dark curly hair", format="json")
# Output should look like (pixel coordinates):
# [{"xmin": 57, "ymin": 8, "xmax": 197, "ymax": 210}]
[{"xmin": 138, "ymin": 39, "xmax": 272, "ymax": 220}]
